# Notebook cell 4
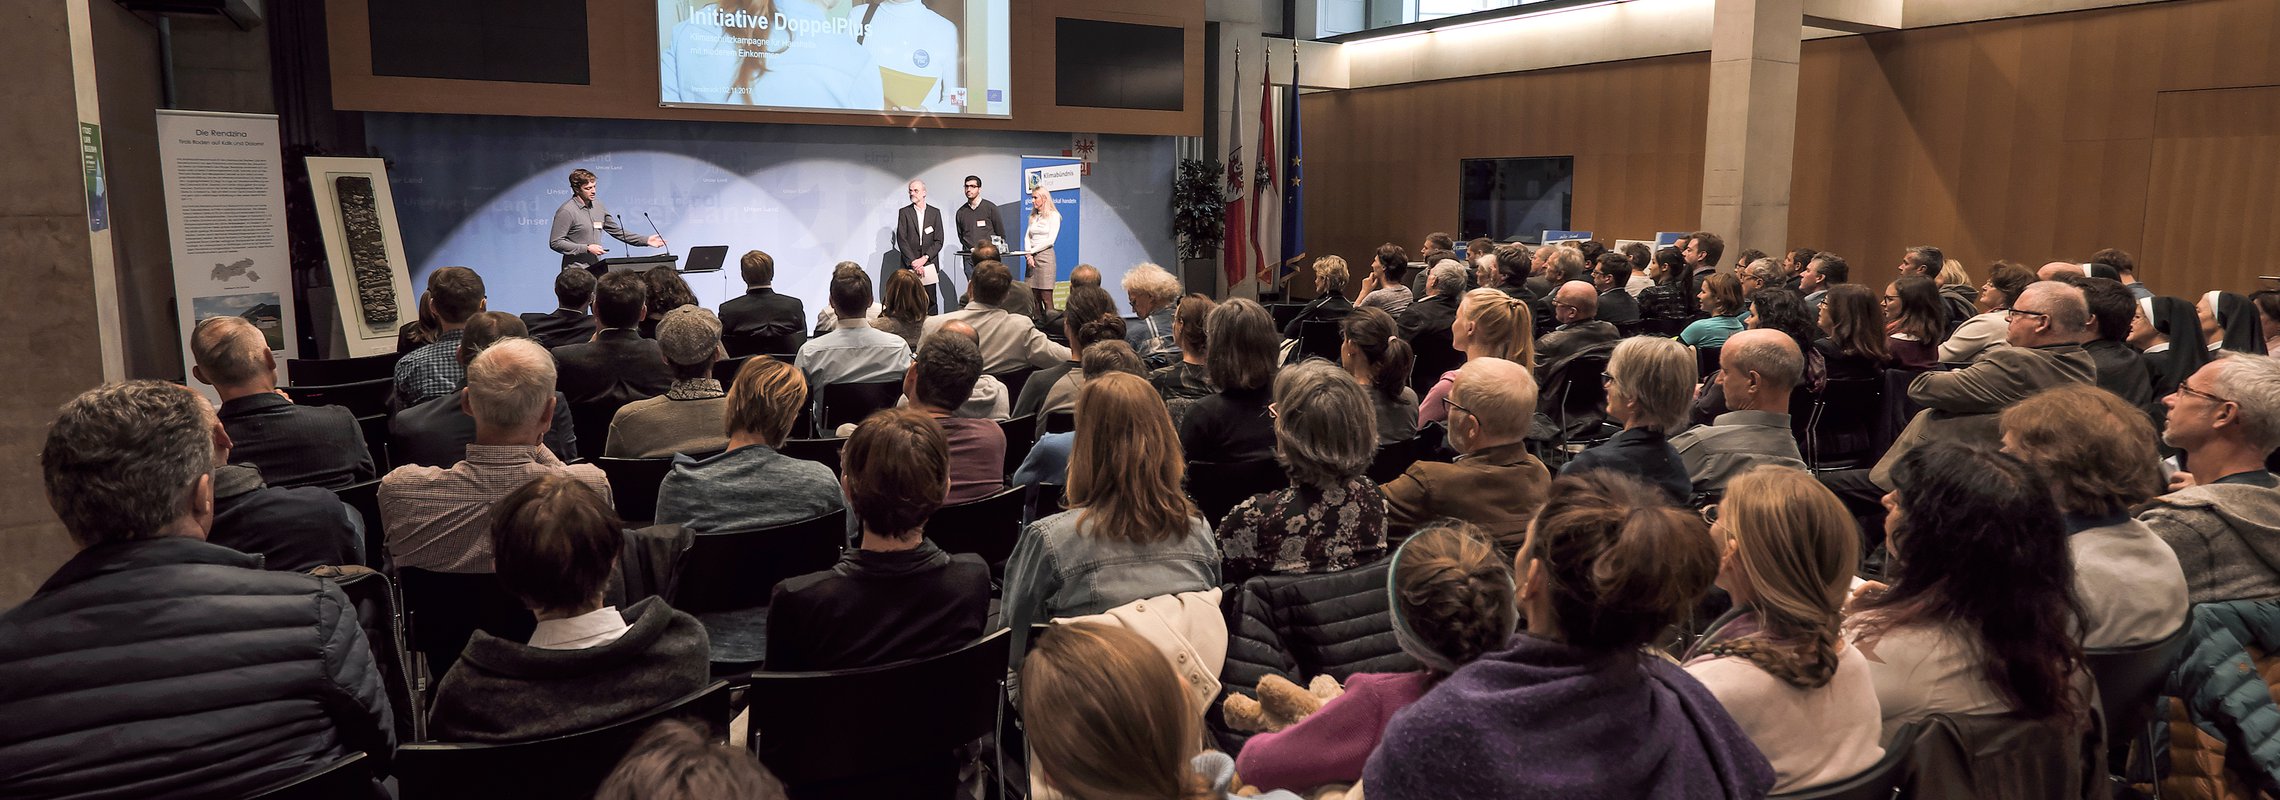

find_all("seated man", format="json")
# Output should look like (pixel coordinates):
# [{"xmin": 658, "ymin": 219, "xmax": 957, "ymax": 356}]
[
  {"xmin": 1669, "ymin": 329, "xmax": 1808, "ymax": 495},
  {"xmin": 0, "ymin": 381, "xmax": 394, "ymax": 799},
  {"xmin": 426, "ymin": 474, "xmax": 709, "ymax": 742},
  {"xmin": 655, "ymin": 356, "xmax": 845, "ymax": 534},
  {"xmin": 1397, "ymin": 261, "xmax": 1466, "ymax": 344},
  {"xmin": 765, "ymin": 408, "xmax": 991, "ymax": 672},
  {"xmin": 797, "ymin": 266, "xmax": 913, "ymax": 388},
  {"xmin": 925, "ymin": 259, "xmax": 1069, "ymax": 374},
  {"xmin": 394, "ymin": 265, "xmax": 487, "ymax": 409},
  {"xmin": 210, "ymin": 426, "xmax": 366, "ymax": 572},
  {"xmin": 382, "ymin": 338, "xmax": 613, "ymax": 573},
  {"xmin": 390, "ymin": 312, "xmax": 578, "ymax": 467},
  {"xmin": 1592, "ymin": 252, "xmax": 1642, "ymax": 328},
  {"xmin": 2070, "ymin": 276, "xmax": 2154, "ymax": 408},
  {"xmin": 934, "ymin": 320, "xmax": 1011, "ymax": 420},
  {"xmin": 903, "ymin": 330, "xmax": 1007, "ymax": 504},
  {"xmin": 2139, "ymin": 354, "xmax": 2280, "ymax": 604},
  {"xmin": 1869, "ymin": 280, "xmax": 2098, "ymax": 488},
  {"xmin": 1381, "ymin": 357, "xmax": 1551, "ymax": 552},
  {"xmin": 193, "ymin": 315, "xmax": 373, "ymax": 489},
  {"xmin": 607, "ymin": 306, "xmax": 732, "ymax": 458},
  {"xmin": 553, "ymin": 270, "xmax": 674, "ymax": 453},
  {"xmin": 521, "ymin": 267, "xmax": 597, "ymax": 349},
  {"xmin": 718, "ymin": 249, "xmax": 808, "ymax": 356},
  {"xmin": 1534, "ymin": 280, "xmax": 1620, "ymax": 367}
]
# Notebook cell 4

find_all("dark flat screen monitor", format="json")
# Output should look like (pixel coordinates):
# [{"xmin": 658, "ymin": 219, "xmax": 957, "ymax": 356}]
[{"xmin": 1459, "ymin": 156, "xmax": 1574, "ymax": 243}]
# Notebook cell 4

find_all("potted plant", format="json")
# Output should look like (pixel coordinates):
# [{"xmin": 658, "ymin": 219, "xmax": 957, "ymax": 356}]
[{"xmin": 1173, "ymin": 157, "xmax": 1226, "ymax": 291}]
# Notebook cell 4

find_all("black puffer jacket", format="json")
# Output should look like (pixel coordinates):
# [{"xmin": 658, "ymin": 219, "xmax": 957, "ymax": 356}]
[
  {"xmin": 1220, "ymin": 558, "xmax": 1419, "ymax": 695},
  {"xmin": 0, "ymin": 537, "xmax": 396, "ymax": 800}
]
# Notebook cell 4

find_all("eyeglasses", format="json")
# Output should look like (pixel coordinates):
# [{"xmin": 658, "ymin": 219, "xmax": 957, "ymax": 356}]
[
  {"xmin": 2005, "ymin": 308, "xmax": 2050, "ymax": 322},
  {"xmin": 2176, "ymin": 381, "xmax": 2235, "ymax": 406},
  {"xmin": 1267, "ymin": 402, "xmax": 1280, "ymax": 420},
  {"xmin": 1440, "ymin": 396, "xmax": 1472, "ymax": 418}
]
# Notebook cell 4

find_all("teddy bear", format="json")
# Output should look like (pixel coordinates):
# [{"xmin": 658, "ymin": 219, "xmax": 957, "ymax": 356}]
[{"xmin": 1221, "ymin": 673, "xmax": 1344, "ymax": 733}]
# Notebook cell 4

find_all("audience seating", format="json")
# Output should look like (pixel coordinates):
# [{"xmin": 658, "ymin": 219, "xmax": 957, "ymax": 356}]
[
  {"xmin": 1294, "ymin": 318, "xmax": 1344, "ymax": 363},
  {"xmin": 317, "ymin": 564, "xmax": 424, "ymax": 743},
  {"xmin": 712, "ymin": 354, "xmax": 752, "ymax": 383},
  {"xmin": 394, "ymin": 681, "xmax": 733, "ymax": 800},
  {"xmin": 1367, "ymin": 438, "xmax": 1419, "ymax": 485},
  {"xmin": 1217, "ymin": 559, "xmax": 1416, "ymax": 753},
  {"xmin": 243, "ymin": 752, "xmax": 373, "ymax": 800},
  {"xmin": 722, "ymin": 329, "xmax": 800, "ymax": 359},
  {"xmin": 1409, "ymin": 334, "xmax": 1464, "ymax": 397},
  {"xmin": 1897, "ymin": 711, "xmax": 2101, "ymax": 797},
  {"xmin": 2085, "ymin": 622, "xmax": 2193, "ymax": 786},
  {"xmin": 331, "ymin": 478, "xmax": 384, "ymax": 569},
  {"xmin": 1267, "ymin": 302, "xmax": 1308, "ymax": 331},
  {"xmin": 817, "ymin": 380, "xmax": 904, "ymax": 435},
  {"xmin": 1767, "ymin": 722, "xmax": 1918, "ymax": 799},
  {"xmin": 399, "ymin": 567, "xmax": 538, "ymax": 684},
  {"xmin": 778, "ymin": 437, "xmax": 846, "ymax": 476},
  {"xmin": 926, "ymin": 486, "xmax": 1025, "ymax": 568},
  {"xmin": 1694, "ymin": 346, "xmax": 1723, "ymax": 380},
  {"xmin": 1639, "ymin": 315, "xmax": 1691, "ymax": 338},
  {"xmin": 286, "ymin": 353, "xmax": 401, "ymax": 387},
  {"xmin": 1041, "ymin": 410, "xmax": 1075, "ymax": 437},
  {"xmin": 569, "ymin": 400, "xmax": 623, "ymax": 462},
  {"xmin": 281, "ymin": 378, "xmax": 394, "ymax": 471},
  {"xmin": 1025, "ymin": 483, "xmax": 1064, "ymax": 524},
  {"xmin": 1800, "ymin": 378, "xmax": 1889, "ymax": 470},
  {"xmin": 747, "ymin": 630, "xmax": 1013, "ymax": 800},
  {"xmin": 1538, "ymin": 346, "xmax": 1616, "ymax": 443},
  {"xmin": 673, "ymin": 509, "xmax": 847, "ymax": 670},
  {"xmin": 1187, "ymin": 459, "xmax": 1291, "ymax": 527},
  {"xmin": 593, "ymin": 455, "xmax": 684, "ymax": 526},
  {"xmin": 998, "ymin": 414, "xmax": 1036, "ymax": 476},
  {"xmin": 989, "ymin": 367, "xmax": 1037, "ymax": 406}
]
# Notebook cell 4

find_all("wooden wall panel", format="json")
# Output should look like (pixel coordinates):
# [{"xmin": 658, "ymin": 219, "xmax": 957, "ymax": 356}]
[{"xmin": 1302, "ymin": 0, "xmax": 2280, "ymax": 297}]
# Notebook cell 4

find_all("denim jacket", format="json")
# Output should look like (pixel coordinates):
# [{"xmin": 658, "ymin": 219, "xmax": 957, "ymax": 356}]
[{"xmin": 1001, "ymin": 507, "xmax": 1221, "ymax": 652}]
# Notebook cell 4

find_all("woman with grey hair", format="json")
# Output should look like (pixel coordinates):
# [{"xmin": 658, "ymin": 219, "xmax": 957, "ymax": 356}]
[
  {"xmin": 1215, "ymin": 359, "xmax": 1389, "ymax": 586},
  {"xmin": 1122, "ymin": 262, "xmax": 1183, "ymax": 367},
  {"xmin": 1559, "ymin": 336, "xmax": 1694, "ymax": 502}
]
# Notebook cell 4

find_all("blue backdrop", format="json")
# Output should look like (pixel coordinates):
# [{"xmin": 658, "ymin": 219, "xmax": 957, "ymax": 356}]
[{"xmin": 363, "ymin": 113, "xmax": 1177, "ymax": 317}]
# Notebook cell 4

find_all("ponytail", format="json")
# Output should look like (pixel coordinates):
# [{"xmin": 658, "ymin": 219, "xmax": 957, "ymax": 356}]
[
  {"xmin": 1529, "ymin": 472, "xmax": 1718, "ymax": 652},
  {"xmin": 1461, "ymin": 288, "xmax": 1536, "ymax": 367},
  {"xmin": 1342, "ymin": 306, "xmax": 1413, "ymax": 401}
]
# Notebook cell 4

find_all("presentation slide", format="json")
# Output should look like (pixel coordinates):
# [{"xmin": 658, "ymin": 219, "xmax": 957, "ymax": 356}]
[{"xmin": 658, "ymin": 0, "xmax": 1012, "ymax": 116}]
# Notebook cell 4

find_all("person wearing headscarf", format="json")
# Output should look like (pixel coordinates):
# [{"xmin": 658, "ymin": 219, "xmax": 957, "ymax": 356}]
[{"xmin": 2202, "ymin": 290, "xmax": 2268, "ymax": 355}]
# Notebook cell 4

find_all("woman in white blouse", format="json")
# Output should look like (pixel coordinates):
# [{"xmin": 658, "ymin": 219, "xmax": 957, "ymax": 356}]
[{"xmin": 1024, "ymin": 184, "xmax": 1062, "ymax": 307}]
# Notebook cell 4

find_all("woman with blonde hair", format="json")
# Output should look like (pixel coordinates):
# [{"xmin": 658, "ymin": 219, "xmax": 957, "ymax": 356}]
[
  {"xmin": 1003, "ymin": 372, "xmax": 1219, "ymax": 640},
  {"xmin": 1561, "ymin": 336, "xmax": 1694, "ymax": 502},
  {"xmin": 1418, "ymin": 288, "xmax": 1534, "ymax": 424},
  {"xmin": 654, "ymin": 356, "xmax": 844, "ymax": 536},
  {"xmin": 1123, "ymin": 263, "xmax": 1184, "ymax": 366},
  {"xmin": 1281, "ymin": 255, "xmax": 1356, "ymax": 340},
  {"xmin": 1023, "ymin": 622, "xmax": 1304, "ymax": 800},
  {"xmin": 1682, "ymin": 466, "xmax": 1883, "ymax": 793},
  {"xmin": 1023, "ymin": 185, "xmax": 1062, "ymax": 307}
]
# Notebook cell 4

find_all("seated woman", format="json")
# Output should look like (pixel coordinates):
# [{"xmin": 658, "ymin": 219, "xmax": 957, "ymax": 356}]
[
  {"xmin": 1681, "ymin": 272, "xmax": 1748, "ymax": 348},
  {"xmin": 1998, "ymin": 385, "xmax": 2188, "ymax": 648},
  {"xmin": 1845, "ymin": 441, "xmax": 2088, "ymax": 741},
  {"xmin": 1637, "ymin": 246, "xmax": 1694, "ymax": 333},
  {"xmin": 1419, "ymin": 289, "xmax": 1534, "ymax": 425},
  {"xmin": 1003, "ymin": 372, "xmax": 1219, "ymax": 640},
  {"xmin": 1122, "ymin": 263, "xmax": 1184, "ymax": 367},
  {"xmin": 2202, "ymin": 290, "xmax": 2269, "ymax": 355},
  {"xmin": 1236, "ymin": 521, "xmax": 1516, "ymax": 793},
  {"xmin": 427, "ymin": 474, "xmax": 710, "ymax": 742},
  {"xmin": 1883, "ymin": 276, "xmax": 1946, "ymax": 370},
  {"xmin": 1023, "ymin": 622, "xmax": 1304, "ymax": 800},
  {"xmin": 1562, "ymin": 336, "xmax": 1693, "ymax": 502},
  {"xmin": 1683, "ymin": 466, "xmax": 1884, "ymax": 794},
  {"xmin": 1364, "ymin": 471, "xmax": 1774, "ymax": 799},
  {"xmin": 1939, "ymin": 261, "xmax": 2036, "ymax": 364},
  {"xmin": 1281, "ymin": 255, "xmax": 1356, "ymax": 341},
  {"xmin": 1021, "ymin": 284, "xmax": 1123, "ymax": 417},
  {"xmin": 654, "ymin": 356, "xmax": 844, "ymax": 534},
  {"xmin": 1815, "ymin": 283, "xmax": 1893, "ymax": 381},
  {"xmin": 1150, "ymin": 293, "xmax": 1218, "ymax": 427},
  {"xmin": 870, "ymin": 268, "xmax": 930, "ymax": 350},
  {"xmin": 596, "ymin": 719, "xmax": 785, "ymax": 800},
  {"xmin": 1341, "ymin": 306, "xmax": 1418, "ymax": 447},
  {"xmin": 765, "ymin": 408, "xmax": 991, "ymax": 672},
  {"xmin": 1181, "ymin": 298, "xmax": 1283, "ymax": 464},
  {"xmin": 1218, "ymin": 360, "xmax": 1388, "ymax": 586}
]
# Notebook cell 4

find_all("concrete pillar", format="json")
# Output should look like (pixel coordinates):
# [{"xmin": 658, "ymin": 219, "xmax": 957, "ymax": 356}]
[
  {"xmin": 1700, "ymin": 0, "xmax": 1803, "ymax": 257},
  {"xmin": 0, "ymin": 0, "xmax": 128, "ymax": 608}
]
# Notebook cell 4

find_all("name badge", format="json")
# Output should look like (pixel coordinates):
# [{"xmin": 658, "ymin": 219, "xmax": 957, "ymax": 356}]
[
  {"xmin": 924, "ymin": 226, "xmax": 935, "ymax": 235},
  {"xmin": 975, "ymin": 220, "xmax": 986, "ymax": 226}
]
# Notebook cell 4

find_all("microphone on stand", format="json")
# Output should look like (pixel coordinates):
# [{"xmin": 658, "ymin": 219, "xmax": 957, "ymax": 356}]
[{"xmin": 643, "ymin": 212, "xmax": 665, "ymax": 252}]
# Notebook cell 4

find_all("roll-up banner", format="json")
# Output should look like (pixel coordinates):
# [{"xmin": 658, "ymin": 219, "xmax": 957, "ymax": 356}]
[
  {"xmin": 1020, "ymin": 154, "xmax": 1081, "ymax": 305},
  {"xmin": 158, "ymin": 110, "xmax": 297, "ymax": 398}
]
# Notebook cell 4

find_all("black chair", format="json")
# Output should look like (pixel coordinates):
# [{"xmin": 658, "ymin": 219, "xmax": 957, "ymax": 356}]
[
  {"xmin": 1767, "ymin": 721, "xmax": 1918, "ymax": 799},
  {"xmin": 999, "ymin": 415, "xmax": 1037, "ymax": 477},
  {"xmin": 723, "ymin": 331, "xmax": 801, "ymax": 359},
  {"xmin": 1187, "ymin": 459, "xmax": 1291, "ymax": 527},
  {"xmin": 1267, "ymin": 302, "xmax": 1308, "ymax": 331},
  {"xmin": 779, "ymin": 437, "xmax": 846, "ymax": 476},
  {"xmin": 330, "ymin": 479, "xmax": 384, "ymax": 569},
  {"xmin": 1539, "ymin": 346, "xmax": 1616, "ymax": 442},
  {"xmin": 713, "ymin": 354, "xmax": 754, "ymax": 383},
  {"xmin": 287, "ymin": 352, "xmax": 401, "ymax": 386},
  {"xmin": 398, "ymin": 568, "xmax": 536, "ymax": 683},
  {"xmin": 2085, "ymin": 623, "xmax": 2193, "ymax": 784},
  {"xmin": 244, "ymin": 752, "xmax": 373, "ymax": 800},
  {"xmin": 394, "ymin": 681, "xmax": 734, "ymax": 800},
  {"xmin": 675, "ymin": 510, "xmax": 847, "ymax": 671},
  {"xmin": 1040, "ymin": 410, "xmax": 1075, "ymax": 436},
  {"xmin": 1639, "ymin": 315, "xmax": 1690, "ymax": 338},
  {"xmin": 356, "ymin": 413, "xmax": 391, "ymax": 476},
  {"xmin": 569, "ymin": 399, "xmax": 630, "ymax": 462},
  {"xmin": 1694, "ymin": 346, "xmax": 1723, "ymax": 379},
  {"xmin": 282, "ymin": 378, "xmax": 394, "ymax": 419},
  {"xmin": 1367, "ymin": 438, "xmax": 1419, "ymax": 485},
  {"xmin": 317, "ymin": 565, "xmax": 423, "ymax": 742},
  {"xmin": 927, "ymin": 487, "xmax": 1025, "ymax": 567},
  {"xmin": 818, "ymin": 380, "xmax": 905, "ymax": 434},
  {"xmin": 989, "ymin": 367, "xmax": 1038, "ymax": 406},
  {"xmin": 746, "ymin": 630, "xmax": 1013, "ymax": 800},
  {"xmin": 1294, "ymin": 318, "xmax": 1344, "ymax": 362},
  {"xmin": 1803, "ymin": 378, "xmax": 1888, "ymax": 470},
  {"xmin": 1409, "ymin": 334, "xmax": 1465, "ymax": 397},
  {"xmin": 594, "ymin": 456, "xmax": 680, "ymax": 525},
  {"xmin": 1025, "ymin": 483, "xmax": 1064, "ymax": 524}
]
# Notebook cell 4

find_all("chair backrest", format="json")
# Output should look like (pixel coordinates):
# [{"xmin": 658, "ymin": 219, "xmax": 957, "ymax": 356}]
[
  {"xmin": 398, "ymin": 568, "xmax": 536, "ymax": 683},
  {"xmin": 989, "ymin": 368, "xmax": 1037, "ymax": 406},
  {"xmin": 282, "ymin": 378, "xmax": 395, "ymax": 419},
  {"xmin": 244, "ymin": 752, "xmax": 372, "ymax": 800},
  {"xmin": 331, "ymin": 479, "xmax": 384, "ymax": 569},
  {"xmin": 1542, "ymin": 349, "xmax": 1614, "ymax": 438},
  {"xmin": 1367, "ymin": 438, "xmax": 1419, "ymax": 485},
  {"xmin": 569, "ymin": 399, "xmax": 629, "ymax": 462},
  {"xmin": 712, "ymin": 354, "xmax": 753, "ymax": 384},
  {"xmin": 1267, "ymin": 302, "xmax": 1308, "ymax": 331},
  {"xmin": 594, "ymin": 456, "xmax": 678, "ymax": 525},
  {"xmin": 723, "ymin": 332, "xmax": 801, "ymax": 359},
  {"xmin": 818, "ymin": 380, "xmax": 906, "ymax": 433},
  {"xmin": 778, "ymin": 437, "xmax": 846, "ymax": 476},
  {"xmin": 1025, "ymin": 483, "xmax": 1064, "ymax": 524},
  {"xmin": 1805, "ymin": 377, "xmax": 1889, "ymax": 469},
  {"xmin": 673, "ymin": 509, "xmax": 848, "ymax": 615},
  {"xmin": 2084, "ymin": 622, "xmax": 2193, "ymax": 765},
  {"xmin": 1187, "ymin": 459, "xmax": 1291, "ymax": 527},
  {"xmin": 746, "ymin": 630, "xmax": 1013, "ymax": 795},
  {"xmin": 1899, "ymin": 711, "xmax": 2098, "ymax": 799},
  {"xmin": 1695, "ymin": 346, "xmax": 1724, "ymax": 379},
  {"xmin": 287, "ymin": 352, "xmax": 401, "ymax": 386},
  {"xmin": 927, "ymin": 486, "xmax": 1025, "ymax": 566},
  {"xmin": 998, "ymin": 415, "xmax": 1037, "ymax": 476},
  {"xmin": 1296, "ymin": 318, "xmax": 1344, "ymax": 362},
  {"xmin": 1640, "ymin": 315, "xmax": 1689, "ymax": 338},
  {"xmin": 1408, "ymin": 333, "xmax": 1465, "ymax": 396},
  {"xmin": 1768, "ymin": 721, "xmax": 1918, "ymax": 799},
  {"xmin": 316, "ymin": 565, "xmax": 423, "ymax": 742},
  {"xmin": 394, "ymin": 681, "xmax": 734, "ymax": 800},
  {"xmin": 1040, "ymin": 409, "xmax": 1075, "ymax": 436}
]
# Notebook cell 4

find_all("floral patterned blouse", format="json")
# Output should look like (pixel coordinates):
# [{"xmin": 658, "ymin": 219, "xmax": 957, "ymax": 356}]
[{"xmin": 1216, "ymin": 475, "xmax": 1390, "ymax": 586}]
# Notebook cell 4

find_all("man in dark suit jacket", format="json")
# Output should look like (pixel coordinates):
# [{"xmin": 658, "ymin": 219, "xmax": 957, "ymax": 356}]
[
  {"xmin": 717, "ymin": 249, "xmax": 808, "ymax": 357},
  {"xmin": 393, "ymin": 310, "xmax": 579, "ymax": 466},
  {"xmin": 191, "ymin": 315, "xmax": 374, "ymax": 490},
  {"xmin": 896, "ymin": 179, "xmax": 949, "ymax": 311},
  {"xmin": 1536, "ymin": 281, "xmax": 1622, "ymax": 368},
  {"xmin": 1591, "ymin": 252, "xmax": 1642, "ymax": 330},
  {"xmin": 552, "ymin": 271, "xmax": 673, "ymax": 458},
  {"xmin": 520, "ymin": 268, "xmax": 596, "ymax": 349}
]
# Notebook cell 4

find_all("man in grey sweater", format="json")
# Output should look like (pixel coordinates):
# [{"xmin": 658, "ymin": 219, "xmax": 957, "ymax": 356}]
[
  {"xmin": 550, "ymin": 168, "xmax": 663, "ymax": 273},
  {"xmin": 2139, "ymin": 354, "xmax": 2280, "ymax": 604}
]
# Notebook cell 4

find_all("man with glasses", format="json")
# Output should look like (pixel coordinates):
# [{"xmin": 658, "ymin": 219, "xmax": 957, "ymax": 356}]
[
  {"xmin": 1380, "ymin": 357, "xmax": 1550, "ymax": 548},
  {"xmin": 1869, "ymin": 280, "xmax": 2098, "ymax": 489},
  {"xmin": 1536, "ymin": 280, "xmax": 1620, "ymax": 368},
  {"xmin": 2138, "ymin": 354, "xmax": 2280, "ymax": 604},
  {"xmin": 953, "ymin": 175, "xmax": 1005, "ymax": 291}
]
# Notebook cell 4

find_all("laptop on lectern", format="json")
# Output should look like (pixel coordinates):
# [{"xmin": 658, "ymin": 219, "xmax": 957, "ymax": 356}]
[{"xmin": 680, "ymin": 245, "xmax": 729, "ymax": 274}]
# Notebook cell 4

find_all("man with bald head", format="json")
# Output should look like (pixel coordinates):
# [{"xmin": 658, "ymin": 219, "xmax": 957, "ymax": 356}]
[
  {"xmin": 1381, "ymin": 357, "xmax": 1552, "ymax": 551},
  {"xmin": 1535, "ymin": 280, "xmax": 1620, "ymax": 367},
  {"xmin": 1869, "ymin": 280, "xmax": 2098, "ymax": 488},
  {"xmin": 1670, "ymin": 329, "xmax": 1809, "ymax": 494},
  {"xmin": 192, "ymin": 315, "xmax": 375, "ymax": 490},
  {"xmin": 896, "ymin": 179, "xmax": 950, "ymax": 310}
]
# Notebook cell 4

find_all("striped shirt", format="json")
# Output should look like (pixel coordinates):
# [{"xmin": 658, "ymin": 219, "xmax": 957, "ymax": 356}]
[{"xmin": 379, "ymin": 444, "xmax": 612, "ymax": 572}]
